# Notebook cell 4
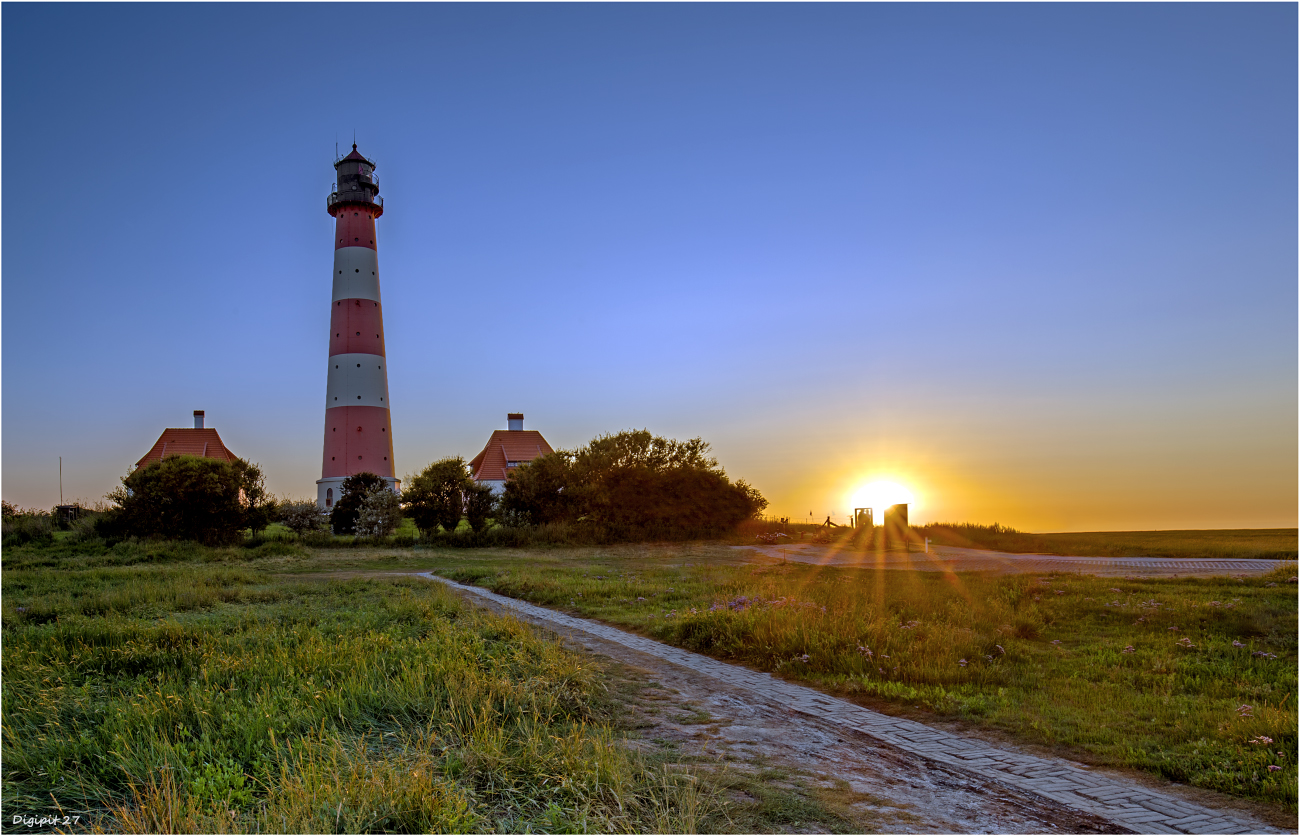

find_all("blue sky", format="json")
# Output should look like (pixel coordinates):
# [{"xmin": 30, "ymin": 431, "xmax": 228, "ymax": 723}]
[{"xmin": 3, "ymin": 3, "xmax": 1296, "ymax": 530}]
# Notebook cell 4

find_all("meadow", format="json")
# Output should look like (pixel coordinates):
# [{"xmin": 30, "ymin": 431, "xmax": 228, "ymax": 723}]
[
  {"xmin": 3, "ymin": 535, "xmax": 1296, "ymax": 832},
  {"xmin": 1, "ymin": 551, "xmax": 723, "ymax": 833},
  {"xmin": 915, "ymin": 524, "xmax": 1298, "ymax": 561},
  {"xmin": 405, "ymin": 544, "xmax": 1297, "ymax": 811}
]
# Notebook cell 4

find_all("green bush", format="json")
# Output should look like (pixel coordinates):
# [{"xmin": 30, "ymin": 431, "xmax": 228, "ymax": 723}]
[
  {"xmin": 329, "ymin": 473, "xmax": 389, "ymax": 535},
  {"xmin": 97, "ymin": 456, "xmax": 273, "ymax": 546},
  {"xmin": 403, "ymin": 458, "xmax": 473, "ymax": 535},
  {"xmin": 501, "ymin": 430, "xmax": 766, "ymax": 536}
]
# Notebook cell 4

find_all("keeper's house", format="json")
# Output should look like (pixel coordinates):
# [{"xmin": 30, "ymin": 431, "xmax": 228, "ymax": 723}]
[
  {"xmin": 135, "ymin": 410, "xmax": 238, "ymax": 470},
  {"xmin": 469, "ymin": 413, "xmax": 554, "ymax": 494}
]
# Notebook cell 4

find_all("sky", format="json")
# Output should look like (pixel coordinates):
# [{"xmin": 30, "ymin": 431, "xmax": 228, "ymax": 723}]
[{"xmin": 3, "ymin": 3, "xmax": 1296, "ymax": 531}]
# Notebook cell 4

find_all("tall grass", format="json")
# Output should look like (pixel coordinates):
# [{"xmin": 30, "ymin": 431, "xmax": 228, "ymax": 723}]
[
  {"xmin": 917, "ymin": 523, "xmax": 1298, "ymax": 561},
  {"xmin": 432, "ymin": 551, "xmax": 1298, "ymax": 809},
  {"xmin": 2, "ymin": 568, "xmax": 716, "ymax": 832}
]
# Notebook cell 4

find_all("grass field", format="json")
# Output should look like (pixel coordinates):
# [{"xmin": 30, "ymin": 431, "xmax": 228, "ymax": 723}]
[
  {"xmin": 406, "ymin": 544, "xmax": 1298, "ymax": 811},
  {"xmin": 915, "ymin": 525, "xmax": 1298, "ymax": 561},
  {"xmin": 1, "ymin": 556, "xmax": 727, "ymax": 832},
  {"xmin": 4, "ymin": 533, "xmax": 1296, "ymax": 828}
]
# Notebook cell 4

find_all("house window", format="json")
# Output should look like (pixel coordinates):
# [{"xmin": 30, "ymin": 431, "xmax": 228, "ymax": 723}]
[
  {"xmin": 326, "ymin": 488, "xmax": 333, "ymax": 507},
  {"xmin": 507, "ymin": 461, "xmax": 522, "ymax": 468}
]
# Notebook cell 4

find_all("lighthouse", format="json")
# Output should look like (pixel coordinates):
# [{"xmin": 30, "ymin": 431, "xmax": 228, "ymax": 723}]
[{"xmin": 316, "ymin": 144, "xmax": 399, "ymax": 511}]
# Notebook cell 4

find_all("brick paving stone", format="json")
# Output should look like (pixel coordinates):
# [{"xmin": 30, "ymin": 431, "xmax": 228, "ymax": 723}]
[{"xmin": 419, "ymin": 573, "xmax": 1285, "ymax": 835}]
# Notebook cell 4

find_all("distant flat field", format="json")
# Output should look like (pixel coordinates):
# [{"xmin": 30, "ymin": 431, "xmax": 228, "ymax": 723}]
[{"xmin": 921, "ymin": 527, "xmax": 1297, "ymax": 560}]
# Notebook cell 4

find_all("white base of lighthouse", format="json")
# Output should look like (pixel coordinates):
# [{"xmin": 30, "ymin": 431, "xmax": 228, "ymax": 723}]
[{"xmin": 316, "ymin": 476, "xmax": 401, "ymax": 512}]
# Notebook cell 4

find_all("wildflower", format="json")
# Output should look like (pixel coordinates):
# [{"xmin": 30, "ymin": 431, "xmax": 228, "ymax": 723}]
[
  {"xmin": 1268, "ymin": 765, "xmax": 1282, "ymax": 772},
  {"xmin": 1122, "ymin": 646, "xmax": 1135, "ymax": 654},
  {"xmin": 1175, "ymin": 637, "xmax": 1195, "ymax": 649},
  {"xmin": 1109, "ymin": 588, "xmax": 1121, "ymax": 593},
  {"xmin": 1266, "ymin": 582, "xmax": 1277, "ymax": 587},
  {"xmin": 1168, "ymin": 626, "xmax": 1179, "ymax": 632},
  {"xmin": 1249, "ymin": 736, "xmax": 1273, "ymax": 745},
  {"xmin": 1236, "ymin": 705, "xmax": 1254, "ymax": 717},
  {"xmin": 958, "ymin": 659, "xmax": 968, "ymax": 667},
  {"xmin": 995, "ymin": 645, "xmax": 1005, "ymax": 655},
  {"xmin": 799, "ymin": 654, "xmax": 810, "ymax": 663},
  {"xmin": 1251, "ymin": 651, "xmax": 1278, "ymax": 659},
  {"xmin": 637, "ymin": 597, "xmax": 646, "ymax": 602},
  {"xmin": 983, "ymin": 655, "xmax": 993, "ymax": 663},
  {"xmin": 1051, "ymin": 640, "xmax": 1062, "ymax": 646},
  {"xmin": 1232, "ymin": 640, "xmax": 1245, "ymax": 648},
  {"xmin": 1054, "ymin": 590, "xmax": 1064, "ymax": 595},
  {"xmin": 856, "ymin": 646, "xmax": 874, "ymax": 659}
]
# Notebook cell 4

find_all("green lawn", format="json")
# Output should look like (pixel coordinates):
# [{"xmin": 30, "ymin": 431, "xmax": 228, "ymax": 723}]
[
  {"xmin": 400, "ymin": 543, "xmax": 1297, "ymax": 810},
  {"xmin": 1, "ymin": 554, "xmax": 714, "ymax": 832},
  {"xmin": 4, "ymin": 535, "xmax": 1296, "ymax": 826},
  {"xmin": 915, "ymin": 525, "xmax": 1297, "ymax": 560}
]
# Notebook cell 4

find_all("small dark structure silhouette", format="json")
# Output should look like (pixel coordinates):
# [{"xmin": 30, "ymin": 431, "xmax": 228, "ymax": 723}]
[
  {"xmin": 851, "ymin": 504, "xmax": 910, "ymax": 549},
  {"xmin": 883, "ymin": 503, "xmax": 909, "ymax": 548}
]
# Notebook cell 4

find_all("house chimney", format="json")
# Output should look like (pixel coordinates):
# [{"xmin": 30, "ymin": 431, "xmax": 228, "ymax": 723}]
[
  {"xmin": 507, "ymin": 413, "xmax": 524, "ymax": 431},
  {"xmin": 193, "ymin": 410, "xmax": 205, "ymax": 429}
]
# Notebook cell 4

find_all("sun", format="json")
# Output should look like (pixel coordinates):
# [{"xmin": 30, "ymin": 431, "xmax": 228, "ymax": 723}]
[{"xmin": 848, "ymin": 480, "xmax": 916, "ymax": 513}]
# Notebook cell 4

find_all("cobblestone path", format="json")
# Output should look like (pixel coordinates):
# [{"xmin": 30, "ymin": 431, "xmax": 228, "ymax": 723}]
[
  {"xmin": 739, "ymin": 544, "xmax": 1287, "ymax": 578},
  {"xmin": 418, "ymin": 572, "xmax": 1284, "ymax": 835}
]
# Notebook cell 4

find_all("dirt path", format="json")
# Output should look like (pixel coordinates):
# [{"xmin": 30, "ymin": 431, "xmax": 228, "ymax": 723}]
[
  {"xmin": 412, "ymin": 572, "xmax": 1286, "ymax": 835},
  {"xmin": 428, "ymin": 572, "xmax": 1126, "ymax": 834}
]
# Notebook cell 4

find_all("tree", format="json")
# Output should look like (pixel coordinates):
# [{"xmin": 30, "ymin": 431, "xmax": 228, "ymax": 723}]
[
  {"xmin": 463, "ymin": 480, "xmax": 496, "ymax": 532},
  {"xmin": 356, "ymin": 489, "xmax": 403, "ymax": 537},
  {"xmin": 279, "ymin": 498, "xmax": 325, "ymax": 536},
  {"xmin": 501, "ymin": 430, "xmax": 767, "ymax": 536},
  {"xmin": 103, "ymin": 455, "xmax": 271, "ymax": 545},
  {"xmin": 403, "ymin": 458, "xmax": 472, "ymax": 535},
  {"xmin": 232, "ymin": 459, "xmax": 274, "ymax": 534},
  {"xmin": 497, "ymin": 450, "xmax": 577, "ymax": 525},
  {"xmin": 330, "ymin": 472, "xmax": 390, "ymax": 534}
]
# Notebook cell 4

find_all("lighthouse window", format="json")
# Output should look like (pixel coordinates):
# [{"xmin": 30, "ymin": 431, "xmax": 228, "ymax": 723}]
[
  {"xmin": 356, "ymin": 333, "xmax": 360, "ymax": 337},
  {"xmin": 326, "ymin": 489, "xmax": 333, "ymax": 507},
  {"xmin": 355, "ymin": 268, "xmax": 359, "ymax": 273},
  {"xmin": 357, "ymin": 396, "xmax": 361, "ymax": 399},
  {"xmin": 358, "ymin": 456, "xmax": 362, "ymax": 460},
  {"xmin": 357, "ymin": 363, "xmax": 361, "ymax": 367}
]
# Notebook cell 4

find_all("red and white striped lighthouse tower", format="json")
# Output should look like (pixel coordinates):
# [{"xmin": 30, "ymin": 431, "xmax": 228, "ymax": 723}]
[{"xmin": 316, "ymin": 144, "xmax": 398, "ymax": 510}]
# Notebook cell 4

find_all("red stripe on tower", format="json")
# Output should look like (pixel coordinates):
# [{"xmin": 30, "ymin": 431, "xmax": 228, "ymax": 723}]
[{"xmin": 317, "ymin": 144, "xmax": 399, "ymax": 511}]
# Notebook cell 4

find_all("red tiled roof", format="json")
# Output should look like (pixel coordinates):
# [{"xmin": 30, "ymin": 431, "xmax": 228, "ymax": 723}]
[
  {"xmin": 135, "ymin": 428, "xmax": 238, "ymax": 470},
  {"xmin": 469, "ymin": 430, "xmax": 554, "ymax": 482},
  {"xmin": 341, "ymin": 143, "xmax": 370, "ymax": 163}
]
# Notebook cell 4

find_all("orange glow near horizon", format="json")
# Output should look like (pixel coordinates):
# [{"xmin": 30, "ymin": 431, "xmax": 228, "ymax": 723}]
[{"xmin": 848, "ymin": 479, "xmax": 917, "ymax": 517}]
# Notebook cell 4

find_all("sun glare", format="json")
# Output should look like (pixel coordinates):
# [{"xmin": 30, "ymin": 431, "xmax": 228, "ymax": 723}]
[{"xmin": 849, "ymin": 480, "xmax": 916, "ymax": 514}]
